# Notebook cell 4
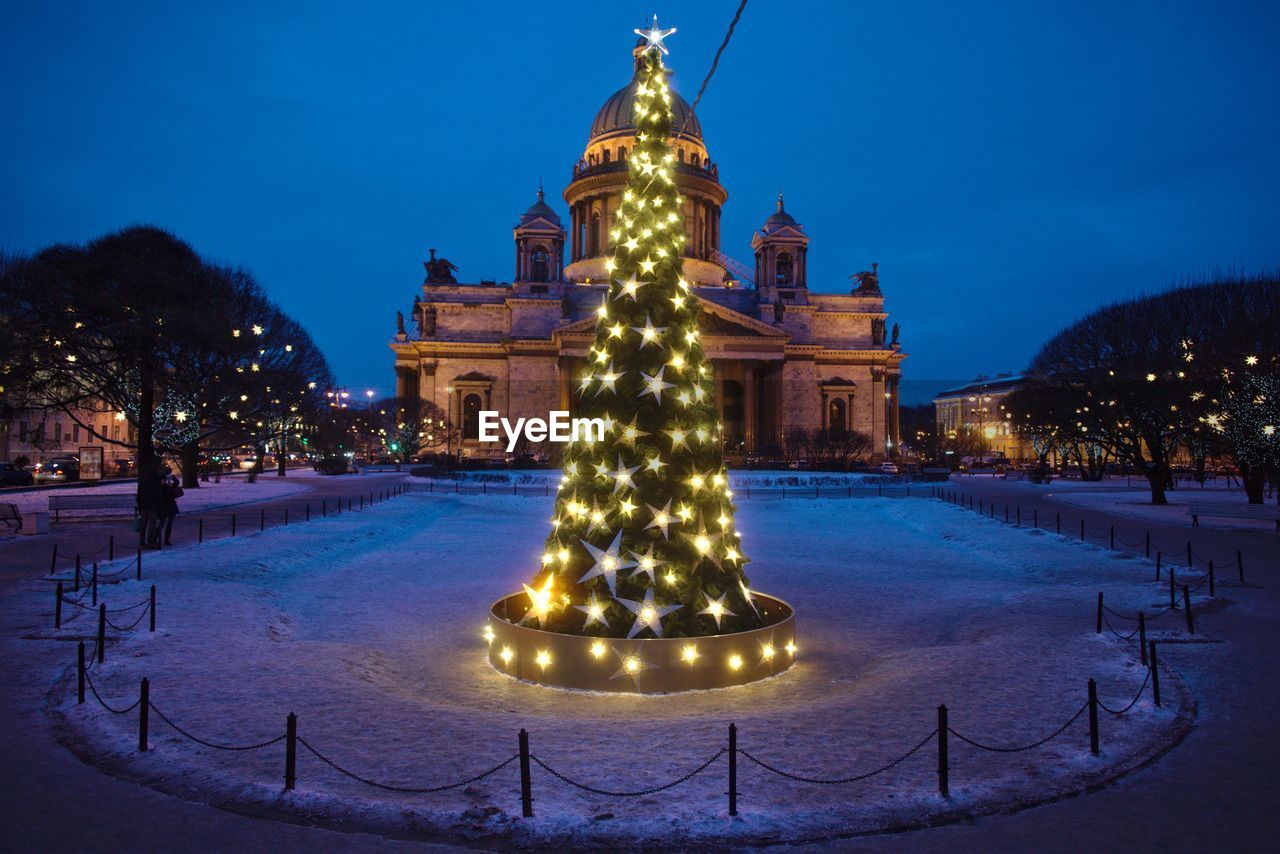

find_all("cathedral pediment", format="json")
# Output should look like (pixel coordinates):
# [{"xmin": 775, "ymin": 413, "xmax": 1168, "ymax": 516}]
[{"xmin": 552, "ymin": 294, "xmax": 786, "ymax": 340}]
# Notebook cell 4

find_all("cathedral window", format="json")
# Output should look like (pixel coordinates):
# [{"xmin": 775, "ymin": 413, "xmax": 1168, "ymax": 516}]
[
  {"xmin": 530, "ymin": 245, "xmax": 549, "ymax": 282},
  {"xmin": 462, "ymin": 394, "xmax": 483, "ymax": 440},
  {"xmin": 618, "ymin": 146, "xmax": 627, "ymax": 161},
  {"xmin": 776, "ymin": 252, "xmax": 794, "ymax": 285},
  {"xmin": 691, "ymin": 152, "xmax": 701, "ymax": 167},
  {"xmin": 602, "ymin": 149, "xmax": 611, "ymax": 164},
  {"xmin": 829, "ymin": 398, "xmax": 847, "ymax": 433}
]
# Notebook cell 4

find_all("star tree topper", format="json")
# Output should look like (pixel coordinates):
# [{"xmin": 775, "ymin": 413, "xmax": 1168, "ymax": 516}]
[{"xmin": 634, "ymin": 14, "xmax": 677, "ymax": 55}]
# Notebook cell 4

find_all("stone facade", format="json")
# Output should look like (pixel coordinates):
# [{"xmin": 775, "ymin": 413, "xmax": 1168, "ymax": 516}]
[
  {"xmin": 933, "ymin": 373, "xmax": 1033, "ymax": 462},
  {"xmin": 390, "ymin": 40, "xmax": 906, "ymax": 460}
]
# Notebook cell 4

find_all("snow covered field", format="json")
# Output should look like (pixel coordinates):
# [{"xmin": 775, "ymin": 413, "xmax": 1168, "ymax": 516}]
[
  {"xmin": 4, "ymin": 471, "xmax": 314, "ymax": 519},
  {"xmin": 1041, "ymin": 486, "xmax": 1276, "ymax": 532},
  {"xmin": 42, "ymin": 493, "xmax": 1196, "ymax": 845}
]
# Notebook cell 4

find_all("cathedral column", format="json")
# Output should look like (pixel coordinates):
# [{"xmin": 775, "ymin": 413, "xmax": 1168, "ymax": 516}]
[
  {"xmin": 569, "ymin": 203, "xmax": 579, "ymax": 261},
  {"xmin": 889, "ymin": 374, "xmax": 901, "ymax": 456},
  {"xmin": 557, "ymin": 357, "xmax": 571, "ymax": 413},
  {"xmin": 395, "ymin": 365, "xmax": 409, "ymax": 400},
  {"xmin": 712, "ymin": 361, "xmax": 725, "ymax": 441},
  {"xmin": 743, "ymin": 361, "xmax": 757, "ymax": 451}
]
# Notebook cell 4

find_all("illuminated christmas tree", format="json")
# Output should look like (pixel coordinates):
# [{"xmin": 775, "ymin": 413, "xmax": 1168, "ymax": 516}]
[{"xmin": 521, "ymin": 22, "xmax": 763, "ymax": 640}]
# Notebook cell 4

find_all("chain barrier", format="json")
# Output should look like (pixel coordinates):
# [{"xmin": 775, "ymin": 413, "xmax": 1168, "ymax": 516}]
[
  {"xmin": 739, "ymin": 730, "xmax": 936, "ymax": 785},
  {"xmin": 532, "ymin": 750, "xmax": 725, "ymax": 797},
  {"xmin": 1102, "ymin": 603, "xmax": 1172, "ymax": 622},
  {"xmin": 1101, "ymin": 612, "xmax": 1141, "ymax": 640},
  {"xmin": 299, "ymin": 738, "xmax": 518, "ymax": 793},
  {"xmin": 147, "ymin": 702, "xmax": 286, "ymax": 751},
  {"xmin": 104, "ymin": 604, "xmax": 152, "ymax": 632},
  {"xmin": 83, "ymin": 669, "xmax": 142, "ymax": 715},
  {"xmin": 1096, "ymin": 668, "xmax": 1152, "ymax": 716},
  {"xmin": 948, "ymin": 703, "xmax": 1087, "ymax": 753}
]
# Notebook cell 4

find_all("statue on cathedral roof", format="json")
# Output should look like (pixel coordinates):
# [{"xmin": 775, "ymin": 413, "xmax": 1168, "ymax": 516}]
[
  {"xmin": 424, "ymin": 248, "xmax": 459, "ymax": 284},
  {"xmin": 851, "ymin": 262, "xmax": 880, "ymax": 295}
]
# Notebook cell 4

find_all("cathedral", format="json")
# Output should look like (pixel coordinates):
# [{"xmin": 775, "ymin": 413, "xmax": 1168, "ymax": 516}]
[{"xmin": 391, "ymin": 39, "xmax": 906, "ymax": 461}]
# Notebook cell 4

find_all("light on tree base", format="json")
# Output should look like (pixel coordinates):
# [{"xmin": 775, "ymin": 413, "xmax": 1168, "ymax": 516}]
[{"xmin": 485, "ymin": 591, "xmax": 797, "ymax": 693}]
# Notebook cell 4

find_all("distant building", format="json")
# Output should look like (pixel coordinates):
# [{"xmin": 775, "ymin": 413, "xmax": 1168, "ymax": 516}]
[
  {"xmin": 933, "ymin": 373, "xmax": 1032, "ymax": 461},
  {"xmin": 389, "ymin": 37, "xmax": 907, "ymax": 460},
  {"xmin": 1, "ymin": 403, "xmax": 134, "ymax": 466}
]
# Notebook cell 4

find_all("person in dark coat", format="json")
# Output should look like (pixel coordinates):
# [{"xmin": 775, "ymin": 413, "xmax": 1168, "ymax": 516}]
[
  {"xmin": 158, "ymin": 465, "xmax": 182, "ymax": 546},
  {"xmin": 137, "ymin": 469, "xmax": 163, "ymax": 548}
]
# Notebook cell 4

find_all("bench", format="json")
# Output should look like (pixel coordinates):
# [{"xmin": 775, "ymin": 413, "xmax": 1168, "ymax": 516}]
[
  {"xmin": 1, "ymin": 503, "xmax": 20, "ymax": 532},
  {"xmin": 48, "ymin": 493, "xmax": 137, "ymax": 521},
  {"xmin": 1188, "ymin": 501, "xmax": 1280, "ymax": 531}
]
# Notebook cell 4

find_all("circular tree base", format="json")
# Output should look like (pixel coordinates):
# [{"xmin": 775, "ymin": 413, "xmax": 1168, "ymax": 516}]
[{"xmin": 485, "ymin": 592, "xmax": 797, "ymax": 693}]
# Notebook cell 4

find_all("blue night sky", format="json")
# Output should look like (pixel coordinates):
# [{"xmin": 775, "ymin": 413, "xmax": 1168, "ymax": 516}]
[{"xmin": 3, "ymin": 1, "xmax": 1277, "ymax": 401}]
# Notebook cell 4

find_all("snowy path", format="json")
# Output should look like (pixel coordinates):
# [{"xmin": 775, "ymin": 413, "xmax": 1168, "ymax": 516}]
[{"xmin": 25, "ymin": 493, "xmax": 1204, "ymax": 846}]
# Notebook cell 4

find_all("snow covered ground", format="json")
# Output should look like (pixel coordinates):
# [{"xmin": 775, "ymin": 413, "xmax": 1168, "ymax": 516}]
[
  {"xmin": 4, "ymin": 471, "xmax": 315, "ymax": 520},
  {"xmin": 416, "ymin": 468, "xmax": 893, "ymax": 489},
  {"xmin": 39, "ymin": 493, "xmax": 1197, "ymax": 845},
  {"xmin": 1039, "ymin": 486, "xmax": 1276, "ymax": 532}
]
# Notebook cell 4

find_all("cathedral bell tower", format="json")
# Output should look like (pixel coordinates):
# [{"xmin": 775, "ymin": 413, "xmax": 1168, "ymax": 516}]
[
  {"xmin": 751, "ymin": 194, "xmax": 810, "ymax": 304},
  {"xmin": 513, "ymin": 184, "xmax": 565, "ymax": 286}
]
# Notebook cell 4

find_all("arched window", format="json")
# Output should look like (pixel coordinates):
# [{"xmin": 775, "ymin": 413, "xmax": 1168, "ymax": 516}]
[
  {"xmin": 618, "ymin": 146, "xmax": 627, "ymax": 161},
  {"xmin": 829, "ymin": 398, "xmax": 847, "ymax": 433},
  {"xmin": 691, "ymin": 152, "xmax": 701, "ymax": 167},
  {"xmin": 530, "ymin": 245, "xmax": 549, "ymax": 282},
  {"xmin": 677, "ymin": 148, "xmax": 685, "ymax": 163},
  {"xmin": 602, "ymin": 149, "xmax": 611, "ymax": 164},
  {"xmin": 776, "ymin": 252, "xmax": 793, "ymax": 285},
  {"xmin": 462, "ymin": 394, "xmax": 483, "ymax": 440}
]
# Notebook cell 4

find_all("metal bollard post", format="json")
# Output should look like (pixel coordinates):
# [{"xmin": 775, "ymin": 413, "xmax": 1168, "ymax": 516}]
[
  {"xmin": 1080, "ymin": 519, "xmax": 1085, "ymax": 541},
  {"xmin": 1145, "ymin": 532, "xmax": 1150, "ymax": 558},
  {"xmin": 150, "ymin": 585, "xmax": 156, "ymax": 632},
  {"xmin": 1109, "ymin": 525, "xmax": 1115, "ymax": 550},
  {"xmin": 77, "ymin": 642, "xmax": 85, "ymax": 704},
  {"xmin": 1149, "ymin": 642, "xmax": 1161, "ymax": 706},
  {"xmin": 1186, "ymin": 542, "xmax": 1192, "ymax": 569},
  {"xmin": 232, "ymin": 514, "xmax": 237, "ymax": 536},
  {"xmin": 1208, "ymin": 561, "xmax": 1215, "ymax": 596},
  {"xmin": 285, "ymin": 712, "xmax": 297, "ymax": 791},
  {"xmin": 55, "ymin": 582, "xmax": 63, "ymax": 629},
  {"xmin": 1169, "ymin": 568, "xmax": 1176, "ymax": 608},
  {"xmin": 1056, "ymin": 513, "xmax": 1061, "ymax": 535},
  {"xmin": 137, "ymin": 546, "xmax": 142, "ymax": 580},
  {"xmin": 284, "ymin": 508, "xmax": 289, "ymax": 526},
  {"xmin": 109, "ymin": 534, "xmax": 115, "ymax": 562},
  {"xmin": 728, "ymin": 722, "xmax": 738, "ymax": 816},
  {"xmin": 1138, "ymin": 612, "xmax": 1147, "ymax": 665},
  {"xmin": 75, "ymin": 555, "xmax": 82, "ymax": 590},
  {"xmin": 1034, "ymin": 509, "xmax": 1039, "ymax": 529},
  {"xmin": 306, "ymin": 503, "xmax": 311, "ymax": 522},
  {"xmin": 50, "ymin": 543, "xmax": 58, "ymax": 575},
  {"xmin": 1238, "ymin": 551, "xmax": 1245, "ymax": 584},
  {"xmin": 1017, "ymin": 507, "xmax": 1021, "ymax": 526},
  {"xmin": 937, "ymin": 705, "xmax": 949, "ymax": 797},
  {"xmin": 519, "ymin": 728, "xmax": 534, "ymax": 817},
  {"xmin": 139, "ymin": 678, "xmax": 150, "ymax": 752},
  {"xmin": 1156, "ymin": 552, "xmax": 1162, "ymax": 580},
  {"xmin": 1183, "ymin": 586, "xmax": 1193, "ymax": 634},
  {"xmin": 199, "ymin": 518, "xmax": 204, "ymax": 543},
  {"xmin": 1095, "ymin": 592, "xmax": 1103, "ymax": 634},
  {"xmin": 1087, "ymin": 679, "xmax": 1099, "ymax": 756},
  {"xmin": 92, "ymin": 563, "xmax": 98, "ymax": 606},
  {"xmin": 97, "ymin": 604, "xmax": 106, "ymax": 663},
  {"xmin": 260, "ymin": 509, "xmax": 265, "ymax": 531}
]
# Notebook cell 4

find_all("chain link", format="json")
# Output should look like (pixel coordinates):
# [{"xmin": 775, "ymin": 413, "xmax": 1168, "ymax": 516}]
[
  {"xmin": 948, "ymin": 702, "xmax": 1087, "ymax": 753},
  {"xmin": 82, "ymin": 668, "xmax": 141, "ymax": 714},
  {"xmin": 299, "ymin": 738, "xmax": 517, "ymax": 793},
  {"xmin": 739, "ymin": 729, "xmax": 936, "ymax": 784},
  {"xmin": 147, "ymin": 701, "xmax": 286, "ymax": 751},
  {"xmin": 532, "ymin": 750, "xmax": 724, "ymax": 797},
  {"xmin": 1097, "ymin": 668, "xmax": 1152, "ymax": 716}
]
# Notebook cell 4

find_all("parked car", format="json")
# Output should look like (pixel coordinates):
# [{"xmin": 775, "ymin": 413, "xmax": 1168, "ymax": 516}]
[
  {"xmin": 34, "ymin": 458, "xmax": 80, "ymax": 483},
  {"xmin": 0, "ymin": 462, "xmax": 34, "ymax": 487},
  {"xmin": 878, "ymin": 462, "xmax": 900, "ymax": 474}
]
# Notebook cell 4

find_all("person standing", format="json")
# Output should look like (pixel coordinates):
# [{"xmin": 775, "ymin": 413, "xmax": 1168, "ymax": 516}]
[
  {"xmin": 137, "ymin": 469, "xmax": 162, "ymax": 549},
  {"xmin": 158, "ymin": 465, "xmax": 182, "ymax": 546}
]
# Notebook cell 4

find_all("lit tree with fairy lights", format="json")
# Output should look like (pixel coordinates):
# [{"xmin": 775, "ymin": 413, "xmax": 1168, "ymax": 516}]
[{"xmin": 519, "ymin": 24, "xmax": 763, "ymax": 640}]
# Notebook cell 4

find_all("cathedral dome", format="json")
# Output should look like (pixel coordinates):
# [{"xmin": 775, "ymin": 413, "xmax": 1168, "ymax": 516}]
[
  {"xmin": 589, "ymin": 66, "xmax": 702, "ymax": 142},
  {"xmin": 519, "ymin": 186, "xmax": 560, "ymax": 225},
  {"xmin": 761, "ymin": 194, "xmax": 800, "ymax": 233}
]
